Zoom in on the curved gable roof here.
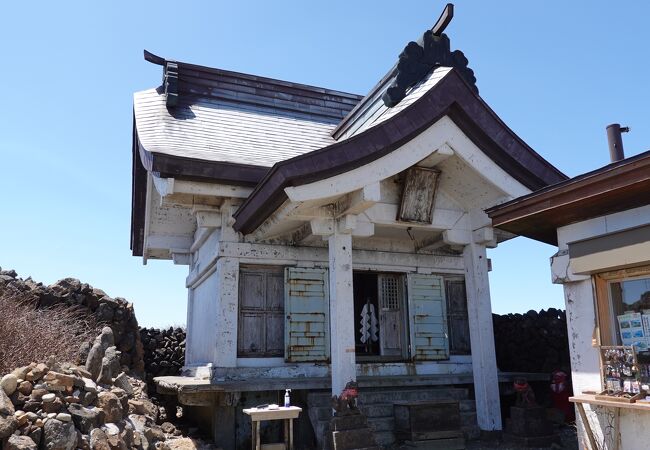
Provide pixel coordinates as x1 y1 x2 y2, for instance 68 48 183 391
232 68 567 234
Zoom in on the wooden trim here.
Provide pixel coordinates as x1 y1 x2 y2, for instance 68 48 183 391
487 150 650 245
594 274 614 347
593 264 650 353
571 394 650 412
596 265 650 282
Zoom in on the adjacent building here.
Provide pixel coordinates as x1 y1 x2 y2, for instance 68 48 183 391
488 142 650 449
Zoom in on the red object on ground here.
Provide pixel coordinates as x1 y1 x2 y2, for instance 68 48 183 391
550 370 574 422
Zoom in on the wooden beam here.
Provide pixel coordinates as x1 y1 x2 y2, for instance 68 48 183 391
146 234 193 252
351 221 375 238
415 235 445 252
171 252 191 266
289 223 313 245
172 179 253 199
282 138 455 203
442 229 471 246
333 183 381 217
365 203 467 231
311 218 335 236
194 208 222 229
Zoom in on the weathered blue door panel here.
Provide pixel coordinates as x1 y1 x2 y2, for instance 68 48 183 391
285 267 330 362
407 273 449 360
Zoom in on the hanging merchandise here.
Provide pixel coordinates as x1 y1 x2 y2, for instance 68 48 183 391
360 301 379 344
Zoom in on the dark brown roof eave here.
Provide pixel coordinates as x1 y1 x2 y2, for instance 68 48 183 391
486 149 650 246
233 69 567 235
129 139 270 257
130 119 146 257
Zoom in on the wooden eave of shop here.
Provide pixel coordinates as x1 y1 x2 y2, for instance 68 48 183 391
486 150 650 246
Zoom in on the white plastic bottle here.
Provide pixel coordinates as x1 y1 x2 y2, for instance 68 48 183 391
284 388 291 407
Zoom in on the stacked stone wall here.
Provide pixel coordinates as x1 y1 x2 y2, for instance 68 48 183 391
0 268 144 374
493 308 570 374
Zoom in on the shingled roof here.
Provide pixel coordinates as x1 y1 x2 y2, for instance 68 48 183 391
232 67 567 234
133 53 363 169
131 27 567 253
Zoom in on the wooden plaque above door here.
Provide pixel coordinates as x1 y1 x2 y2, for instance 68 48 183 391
398 167 441 224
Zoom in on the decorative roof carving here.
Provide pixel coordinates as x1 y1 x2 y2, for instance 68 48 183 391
382 4 477 107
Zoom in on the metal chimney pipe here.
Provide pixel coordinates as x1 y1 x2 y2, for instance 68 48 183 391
606 123 629 162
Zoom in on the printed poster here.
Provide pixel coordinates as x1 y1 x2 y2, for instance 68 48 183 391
618 312 645 347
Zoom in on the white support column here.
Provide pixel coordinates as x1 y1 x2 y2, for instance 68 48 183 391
463 240 502 431
214 257 239 367
561 279 602 449
328 220 356 396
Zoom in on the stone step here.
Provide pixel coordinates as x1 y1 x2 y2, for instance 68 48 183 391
359 403 394 418
358 388 468 405
311 406 333 421
308 387 468 406
460 411 477 427
306 387 474 449
459 399 475 413
331 427 377 450
374 430 396 447
367 416 394 432
461 424 481 441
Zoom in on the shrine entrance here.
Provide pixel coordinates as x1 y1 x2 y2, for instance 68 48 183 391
353 271 409 361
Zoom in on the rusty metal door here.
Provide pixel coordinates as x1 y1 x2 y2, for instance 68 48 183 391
407 274 449 360
378 274 404 357
284 267 330 362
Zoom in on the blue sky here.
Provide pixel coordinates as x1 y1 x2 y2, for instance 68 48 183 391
1 1 648 327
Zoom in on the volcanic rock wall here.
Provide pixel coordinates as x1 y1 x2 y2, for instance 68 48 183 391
493 308 570 374
139 328 186 385
0 269 145 374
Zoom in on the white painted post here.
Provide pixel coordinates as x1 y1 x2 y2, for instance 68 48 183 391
184 287 194 365
561 279 602 449
463 241 502 431
328 225 356 396
214 257 239 367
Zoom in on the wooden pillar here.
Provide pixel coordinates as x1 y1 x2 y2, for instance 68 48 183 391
328 224 356 396
463 241 502 431
214 257 239 367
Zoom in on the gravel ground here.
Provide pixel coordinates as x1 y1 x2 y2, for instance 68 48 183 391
466 425 578 450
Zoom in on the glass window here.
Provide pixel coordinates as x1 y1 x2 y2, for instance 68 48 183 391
609 276 650 348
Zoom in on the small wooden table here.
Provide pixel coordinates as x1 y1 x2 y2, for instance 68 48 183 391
243 406 302 450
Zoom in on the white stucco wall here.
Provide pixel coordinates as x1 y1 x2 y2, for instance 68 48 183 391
185 228 220 366
186 221 475 376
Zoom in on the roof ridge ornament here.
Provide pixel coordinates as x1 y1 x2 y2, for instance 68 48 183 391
144 50 179 108
382 3 478 108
